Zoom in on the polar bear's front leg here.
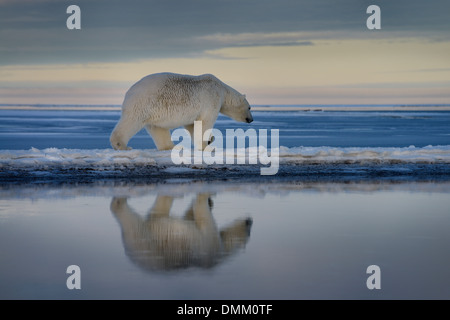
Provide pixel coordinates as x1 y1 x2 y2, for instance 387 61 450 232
191 193 217 231
184 123 195 140
199 117 218 150
145 124 174 150
185 123 215 145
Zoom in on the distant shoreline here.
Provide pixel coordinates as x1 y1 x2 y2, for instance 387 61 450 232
1 104 450 111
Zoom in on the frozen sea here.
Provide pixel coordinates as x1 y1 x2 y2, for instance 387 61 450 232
1 104 450 300
2 105 450 150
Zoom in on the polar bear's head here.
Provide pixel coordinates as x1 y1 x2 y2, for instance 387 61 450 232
221 93 253 124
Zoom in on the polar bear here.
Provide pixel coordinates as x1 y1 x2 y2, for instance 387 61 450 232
110 193 252 271
110 72 253 151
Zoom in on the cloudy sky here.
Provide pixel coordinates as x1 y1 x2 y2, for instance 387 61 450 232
0 0 449 105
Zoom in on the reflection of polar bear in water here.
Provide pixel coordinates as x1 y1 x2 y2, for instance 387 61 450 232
110 72 253 151
110 193 252 271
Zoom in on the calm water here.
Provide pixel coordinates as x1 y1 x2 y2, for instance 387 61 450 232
1 181 449 299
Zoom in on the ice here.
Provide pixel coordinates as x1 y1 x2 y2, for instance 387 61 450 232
278 145 450 164
0 148 159 168
1 145 450 170
2 180 450 201
1 105 450 181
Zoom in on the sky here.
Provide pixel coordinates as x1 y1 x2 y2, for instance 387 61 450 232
0 0 449 105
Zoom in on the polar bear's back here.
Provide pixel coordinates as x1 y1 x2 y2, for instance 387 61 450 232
121 73 225 127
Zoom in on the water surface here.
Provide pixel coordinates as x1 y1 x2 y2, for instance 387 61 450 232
1 181 449 299
1 109 450 149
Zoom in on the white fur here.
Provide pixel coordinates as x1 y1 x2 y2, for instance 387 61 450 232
110 194 252 271
110 72 253 150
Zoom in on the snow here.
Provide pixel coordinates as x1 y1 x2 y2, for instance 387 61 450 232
1 106 450 181
1 145 450 170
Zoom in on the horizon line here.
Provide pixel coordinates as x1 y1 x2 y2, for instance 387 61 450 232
1 104 450 112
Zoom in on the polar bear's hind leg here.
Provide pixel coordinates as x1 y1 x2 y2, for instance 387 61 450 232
110 114 146 150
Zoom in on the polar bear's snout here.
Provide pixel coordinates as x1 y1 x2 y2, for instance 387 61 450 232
245 109 253 123
243 98 253 123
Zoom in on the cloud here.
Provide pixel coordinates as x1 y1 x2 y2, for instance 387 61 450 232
1 0 449 66
244 85 450 105
196 32 314 48
403 68 450 73
1 0 450 105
